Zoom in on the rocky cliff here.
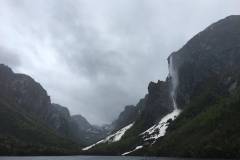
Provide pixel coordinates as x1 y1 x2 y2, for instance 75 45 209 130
144 79 174 127
169 15 240 109
147 16 240 158
112 94 148 132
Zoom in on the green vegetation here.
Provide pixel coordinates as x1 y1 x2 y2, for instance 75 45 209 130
149 87 240 158
0 98 82 156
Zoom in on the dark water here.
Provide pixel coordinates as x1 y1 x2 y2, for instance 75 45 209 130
0 156 223 160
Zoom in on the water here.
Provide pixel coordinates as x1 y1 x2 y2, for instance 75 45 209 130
0 156 221 160
169 55 179 110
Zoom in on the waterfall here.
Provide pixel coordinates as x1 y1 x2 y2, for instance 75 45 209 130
169 55 179 109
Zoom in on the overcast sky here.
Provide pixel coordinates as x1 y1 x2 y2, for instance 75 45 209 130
0 0 240 124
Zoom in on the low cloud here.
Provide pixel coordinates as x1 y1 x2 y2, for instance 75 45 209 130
0 47 21 69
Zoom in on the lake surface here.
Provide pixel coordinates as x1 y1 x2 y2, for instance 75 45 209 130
0 156 222 160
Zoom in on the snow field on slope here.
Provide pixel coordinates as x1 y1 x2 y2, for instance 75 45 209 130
140 109 181 141
122 109 181 155
82 122 134 150
122 146 143 155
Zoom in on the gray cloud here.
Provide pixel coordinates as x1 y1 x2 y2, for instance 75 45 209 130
0 0 240 124
0 47 21 68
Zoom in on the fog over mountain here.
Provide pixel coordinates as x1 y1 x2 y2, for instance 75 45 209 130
0 0 240 124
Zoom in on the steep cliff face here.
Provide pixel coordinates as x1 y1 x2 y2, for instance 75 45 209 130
52 103 80 138
52 103 71 121
169 15 240 109
144 79 174 126
0 64 70 136
142 15 240 158
112 94 148 132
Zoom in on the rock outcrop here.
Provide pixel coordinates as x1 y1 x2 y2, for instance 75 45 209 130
144 79 174 127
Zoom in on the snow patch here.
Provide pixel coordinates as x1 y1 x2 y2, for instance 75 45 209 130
82 122 134 150
140 109 181 141
122 146 143 155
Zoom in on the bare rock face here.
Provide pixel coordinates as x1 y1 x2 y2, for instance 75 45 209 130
52 103 71 121
112 94 148 133
169 15 240 109
71 115 91 131
143 79 174 127
0 64 70 137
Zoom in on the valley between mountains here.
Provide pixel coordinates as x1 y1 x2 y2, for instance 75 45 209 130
1 15 240 158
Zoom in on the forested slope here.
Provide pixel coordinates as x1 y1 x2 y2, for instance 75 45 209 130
0 97 83 156
150 83 240 158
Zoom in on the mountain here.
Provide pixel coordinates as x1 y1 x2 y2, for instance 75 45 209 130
0 64 115 146
83 15 240 158
0 64 81 140
83 76 176 156
172 15 240 109
149 15 240 158
70 114 114 145
0 64 84 155
52 103 115 145
2 15 240 158
0 98 83 156
0 66 83 155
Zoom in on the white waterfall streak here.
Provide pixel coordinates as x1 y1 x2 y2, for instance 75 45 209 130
169 55 179 109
